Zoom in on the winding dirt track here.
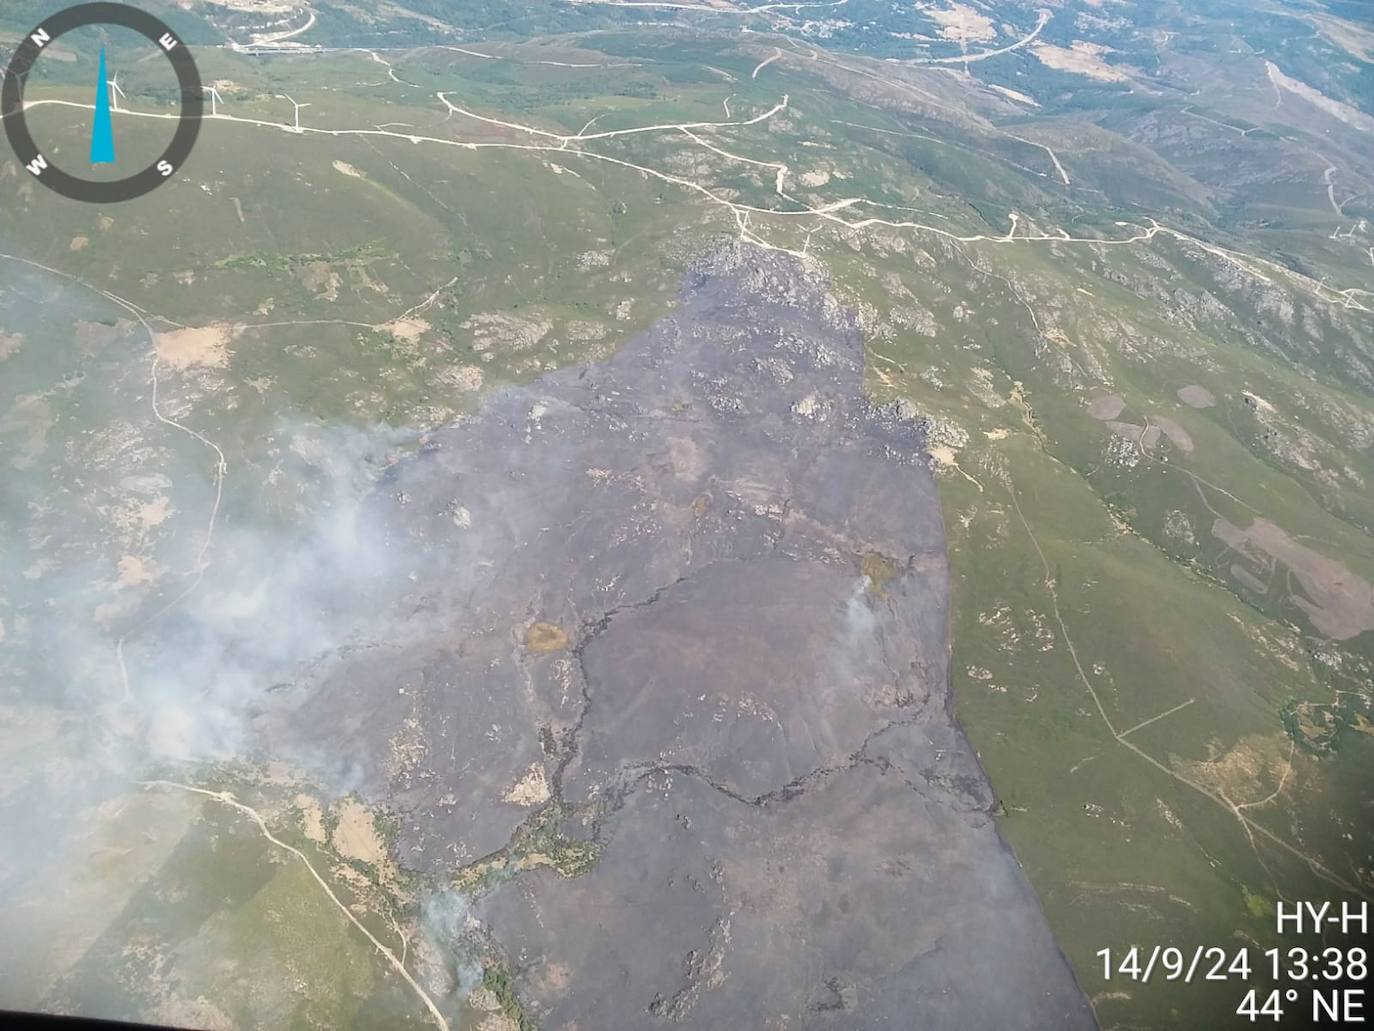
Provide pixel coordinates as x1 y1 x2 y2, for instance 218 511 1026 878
1006 485 1366 900
14 94 1370 312
137 780 449 1030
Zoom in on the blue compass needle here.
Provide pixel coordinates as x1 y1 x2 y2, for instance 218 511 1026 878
90 46 115 165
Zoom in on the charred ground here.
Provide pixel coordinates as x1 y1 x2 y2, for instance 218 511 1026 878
258 245 1092 1028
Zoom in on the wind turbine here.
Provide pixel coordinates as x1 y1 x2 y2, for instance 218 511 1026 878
107 71 126 112
203 84 223 116
1 68 29 118
276 93 310 132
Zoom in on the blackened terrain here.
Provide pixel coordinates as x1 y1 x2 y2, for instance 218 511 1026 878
265 245 1093 1029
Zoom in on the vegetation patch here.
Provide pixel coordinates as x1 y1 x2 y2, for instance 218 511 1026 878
860 551 900 598
482 962 537 1031
524 621 570 652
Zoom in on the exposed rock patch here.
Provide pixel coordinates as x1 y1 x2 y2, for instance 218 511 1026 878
0 330 21 362
153 324 234 370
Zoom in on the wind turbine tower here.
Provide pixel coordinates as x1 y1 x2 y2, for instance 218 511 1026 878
276 93 310 132
107 71 126 112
